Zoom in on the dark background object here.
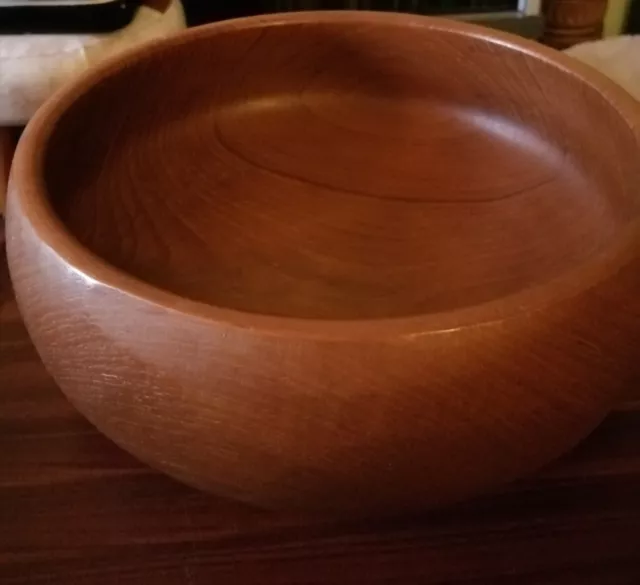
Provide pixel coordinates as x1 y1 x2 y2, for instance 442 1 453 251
179 0 541 41
181 0 518 26
0 0 139 34
181 1 261 24
540 0 609 49
627 0 640 33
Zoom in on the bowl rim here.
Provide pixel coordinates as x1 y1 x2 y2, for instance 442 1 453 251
9 10 640 341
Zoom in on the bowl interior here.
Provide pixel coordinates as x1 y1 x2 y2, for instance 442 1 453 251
42 14 638 319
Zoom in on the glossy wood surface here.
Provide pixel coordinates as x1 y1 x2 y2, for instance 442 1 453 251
6 13 640 513
38 14 635 320
2 258 640 583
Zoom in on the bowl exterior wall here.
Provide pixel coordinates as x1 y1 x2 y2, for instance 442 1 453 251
7 185 640 513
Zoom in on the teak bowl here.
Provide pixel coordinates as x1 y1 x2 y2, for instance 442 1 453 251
6 12 640 514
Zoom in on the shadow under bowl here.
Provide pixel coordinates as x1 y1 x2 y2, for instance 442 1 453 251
6 11 640 514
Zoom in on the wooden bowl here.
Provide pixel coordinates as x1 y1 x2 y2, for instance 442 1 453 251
6 12 640 514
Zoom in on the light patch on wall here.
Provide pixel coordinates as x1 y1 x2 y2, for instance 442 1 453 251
605 0 631 36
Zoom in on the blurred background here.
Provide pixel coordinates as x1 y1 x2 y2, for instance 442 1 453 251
181 0 637 36
183 1 527 24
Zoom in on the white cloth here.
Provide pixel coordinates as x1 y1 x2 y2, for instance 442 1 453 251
565 35 640 101
0 0 185 125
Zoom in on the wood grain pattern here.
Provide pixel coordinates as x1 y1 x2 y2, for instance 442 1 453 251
6 12 640 514
2 258 640 583
541 0 609 49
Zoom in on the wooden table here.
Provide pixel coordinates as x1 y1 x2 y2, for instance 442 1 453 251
1 256 640 584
